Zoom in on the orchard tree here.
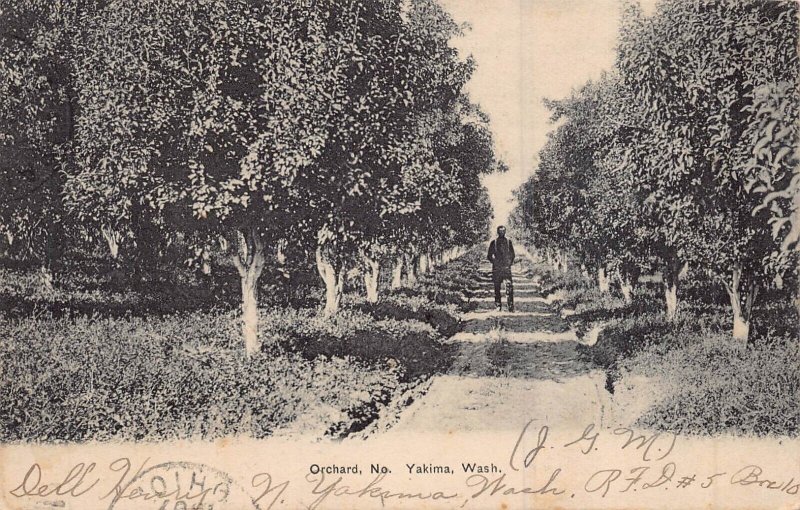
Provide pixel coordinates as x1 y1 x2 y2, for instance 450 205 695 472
62 0 498 352
302 0 494 313
426 101 498 256
512 76 652 301
65 0 354 354
296 0 437 314
744 82 800 316
612 1 700 320
616 0 797 338
177 0 354 336
513 0 798 333
544 79 622 292
511 92 598 278
0 1 80 278
63 0 185 264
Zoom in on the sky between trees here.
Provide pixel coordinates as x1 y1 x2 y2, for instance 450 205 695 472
441 0 659 228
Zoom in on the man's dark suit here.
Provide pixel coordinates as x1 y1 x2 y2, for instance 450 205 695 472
488 236 515 311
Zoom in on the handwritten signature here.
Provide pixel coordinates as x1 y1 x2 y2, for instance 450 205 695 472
5 422 798 509
9 457 282 509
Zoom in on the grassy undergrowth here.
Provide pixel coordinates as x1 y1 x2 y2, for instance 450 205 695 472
0 250 481 442
529 262 799 437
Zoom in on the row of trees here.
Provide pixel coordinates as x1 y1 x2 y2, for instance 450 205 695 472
511 0 798 341
0 0 498 354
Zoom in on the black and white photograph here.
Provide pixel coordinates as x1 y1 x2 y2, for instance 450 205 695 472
0 0 798 509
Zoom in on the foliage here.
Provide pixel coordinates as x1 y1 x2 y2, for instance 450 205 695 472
744 82 800 253
0 1 77 265
522 256 799 436
0 242 480 441
348 293 461 336
0 0 500 354
619 334 800 436
578 310 725 371
0 312 403 441
616 0 796 305
511 0 799 337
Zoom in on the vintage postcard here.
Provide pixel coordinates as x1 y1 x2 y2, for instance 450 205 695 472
0 0 798 509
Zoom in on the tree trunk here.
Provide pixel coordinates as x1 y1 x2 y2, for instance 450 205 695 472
39 265 54 293
558 251 569 272
241 271 259 352
276 238 287 265
405 253 417 286
418 253 429 275
795 276 800 323
363 255 380 303
101 225 120 260
317 246 344 316
665 283 678 320
232 229 265 357
597 266 610 293
618 263 642 304
448 247 459 262
618 266 638 305
663 255 680 321
732 312 749 340
275 238 291 304
199 248 212 276
722 265 758 343
620 276 633 304
678 261 689 280
391 256 403 289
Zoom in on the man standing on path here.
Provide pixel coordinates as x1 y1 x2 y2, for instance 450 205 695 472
488 225 515 312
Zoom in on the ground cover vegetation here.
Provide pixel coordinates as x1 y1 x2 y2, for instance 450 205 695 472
0 0 498 441
511 0 799 436
0 246 485 442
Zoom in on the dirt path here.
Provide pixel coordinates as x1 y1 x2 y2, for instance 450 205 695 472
385 255 613 434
